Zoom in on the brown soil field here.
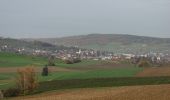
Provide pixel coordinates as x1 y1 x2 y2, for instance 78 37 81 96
9 84 170 100
136 67 170 77
0 66 75 73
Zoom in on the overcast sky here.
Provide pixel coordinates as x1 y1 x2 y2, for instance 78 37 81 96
0 0 170 38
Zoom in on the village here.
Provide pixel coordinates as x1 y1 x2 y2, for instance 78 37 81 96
1 44 170 66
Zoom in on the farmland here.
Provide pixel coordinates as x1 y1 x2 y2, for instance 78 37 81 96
36 76 170 93
0 52 47 67
38 67 142 81
137 67 170 77
1 0 170 99
0 66 142 89
1 52 170 99
9 84 170 100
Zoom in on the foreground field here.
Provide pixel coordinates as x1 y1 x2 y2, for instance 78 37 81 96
0 67 142 90
10 84 170 100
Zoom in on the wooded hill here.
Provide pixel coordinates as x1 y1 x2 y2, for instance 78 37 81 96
0 37 78 52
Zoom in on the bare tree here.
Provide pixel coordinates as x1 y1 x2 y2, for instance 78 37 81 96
16 67 38 95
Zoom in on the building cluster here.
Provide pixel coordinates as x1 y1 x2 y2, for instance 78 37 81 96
1 44 170 64
0 44 51 56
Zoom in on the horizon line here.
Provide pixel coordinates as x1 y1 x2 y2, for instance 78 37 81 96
0 33 170 39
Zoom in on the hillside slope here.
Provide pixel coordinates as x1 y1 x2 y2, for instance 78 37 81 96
35 34 170 53
0 37 78 52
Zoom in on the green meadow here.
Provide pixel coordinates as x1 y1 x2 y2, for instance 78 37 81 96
0 67 142 89
37 76 170 93
0 52 47 67
38 67 142 81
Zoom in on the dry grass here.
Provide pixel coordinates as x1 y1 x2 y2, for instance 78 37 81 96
137 67 170 77
9 84 170 100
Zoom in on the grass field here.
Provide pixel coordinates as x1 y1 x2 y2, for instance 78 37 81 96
1 52 170 100
0 52 47 67
0 67 142 89
38 67 142 81
36 76 170 93
0 73 16 80
0 52 142 90
0 73 16 90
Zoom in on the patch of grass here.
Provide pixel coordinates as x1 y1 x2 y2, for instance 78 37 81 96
36 76 170 93
0 52 47 67
38 67 142 81
0 73 16 90
0 82 15 90
0 73 16 80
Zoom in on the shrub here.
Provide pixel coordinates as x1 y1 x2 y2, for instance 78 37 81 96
138 59 151 67
48 56 55 66
2 88 20 97
65 59 73 64
64 58 81 64
73 58 81 63
42 65 48 76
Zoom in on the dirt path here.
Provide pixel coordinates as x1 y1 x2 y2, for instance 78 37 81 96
136 67 170 77
10 84 170 100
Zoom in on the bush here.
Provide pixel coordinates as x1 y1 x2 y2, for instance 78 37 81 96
138 59 151 67
48 56 55 66
73 58 81 63
65 59 73 64
42 65 48 76
64 58 81 64
2 88 20 97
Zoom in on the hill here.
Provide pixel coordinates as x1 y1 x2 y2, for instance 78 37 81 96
33 34 170 53
0 37 79 53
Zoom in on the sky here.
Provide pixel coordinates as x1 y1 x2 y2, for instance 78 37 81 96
0 0 170 38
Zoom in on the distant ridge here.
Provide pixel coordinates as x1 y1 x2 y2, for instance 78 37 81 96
27 34 170 53
0 37 77 52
